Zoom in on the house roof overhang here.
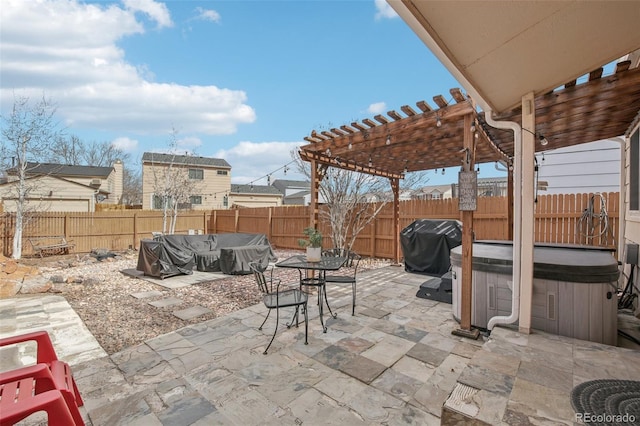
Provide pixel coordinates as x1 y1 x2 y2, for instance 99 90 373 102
387 0 640 114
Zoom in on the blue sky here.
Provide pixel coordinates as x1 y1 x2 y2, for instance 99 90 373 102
1 0 506 186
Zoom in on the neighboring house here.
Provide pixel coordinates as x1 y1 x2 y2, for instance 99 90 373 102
451 177 509 198
229 184 283 208
141 153 231 211
271 179 311 205
536 139 621 194
414 184 454 200
0 161 123 212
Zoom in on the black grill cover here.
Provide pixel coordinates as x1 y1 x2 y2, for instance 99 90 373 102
401 219 462 275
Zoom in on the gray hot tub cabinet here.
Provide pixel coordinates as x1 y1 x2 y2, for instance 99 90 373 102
450 242 619 345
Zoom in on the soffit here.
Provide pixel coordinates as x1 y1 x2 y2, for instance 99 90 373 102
390 0 640 113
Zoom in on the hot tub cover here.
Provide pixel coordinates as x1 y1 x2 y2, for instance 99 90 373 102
401 219 462 275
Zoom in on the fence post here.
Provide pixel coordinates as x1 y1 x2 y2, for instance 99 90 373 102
133 212 138 250
203 212 207 234
235 209 239 232
268 207 273 240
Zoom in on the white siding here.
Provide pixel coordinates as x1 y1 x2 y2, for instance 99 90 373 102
537 139 621 194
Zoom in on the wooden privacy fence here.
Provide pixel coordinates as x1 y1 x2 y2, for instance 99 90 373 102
0 192 619 259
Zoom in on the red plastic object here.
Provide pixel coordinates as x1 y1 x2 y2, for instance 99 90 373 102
0 363 79 425
0 331 84 424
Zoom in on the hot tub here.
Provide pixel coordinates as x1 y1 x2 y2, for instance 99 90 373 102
450 241 619 345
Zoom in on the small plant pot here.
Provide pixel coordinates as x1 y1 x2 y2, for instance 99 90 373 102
306 246 322 262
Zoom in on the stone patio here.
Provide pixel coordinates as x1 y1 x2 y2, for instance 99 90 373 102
2 266 640 425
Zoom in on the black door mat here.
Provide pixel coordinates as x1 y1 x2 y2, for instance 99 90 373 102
571 379 640 425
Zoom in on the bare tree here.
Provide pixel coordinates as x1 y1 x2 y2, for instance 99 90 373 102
48 134 132 168
47 135 138 205
122 166 142 206
149 129 202 233
47 134 84 165
0 94 62 258
293 149 429 251
82 140 131 167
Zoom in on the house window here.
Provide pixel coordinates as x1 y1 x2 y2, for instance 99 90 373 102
223 195 228 207
152 195 174 210
631 127 640 211
189 168 204 180
190 195 202 205
217 170 228 176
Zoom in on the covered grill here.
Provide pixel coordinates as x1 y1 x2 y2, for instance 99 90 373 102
400 219 462 276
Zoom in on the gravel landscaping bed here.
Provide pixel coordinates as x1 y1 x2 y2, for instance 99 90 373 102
30 249 391 355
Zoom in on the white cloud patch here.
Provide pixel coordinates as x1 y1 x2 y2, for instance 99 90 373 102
195 7 221 23
367 102 386 114
177 136 202 149
123 0 173 28
374 0 398 20
0 0 255 136
112 136 138 152
215 141 305 184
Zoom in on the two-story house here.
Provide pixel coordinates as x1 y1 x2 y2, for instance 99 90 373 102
141 152 231 210
0 160 124 212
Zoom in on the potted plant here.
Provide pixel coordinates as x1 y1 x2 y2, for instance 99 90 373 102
298 227 322 262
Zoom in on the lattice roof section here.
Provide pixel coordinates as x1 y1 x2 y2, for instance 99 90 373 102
300 88 507 179
299 61 640 179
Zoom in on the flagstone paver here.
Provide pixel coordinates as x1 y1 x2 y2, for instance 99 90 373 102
172 306 212 320
4 266 640 425
130 290 163 299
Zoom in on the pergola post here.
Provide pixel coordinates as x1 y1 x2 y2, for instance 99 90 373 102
309 159 326 230
309 158 319 228
453 113 480 339
390 177 401 264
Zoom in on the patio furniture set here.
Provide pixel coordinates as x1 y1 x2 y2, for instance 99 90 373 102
250 249 361 354
137 232 277 279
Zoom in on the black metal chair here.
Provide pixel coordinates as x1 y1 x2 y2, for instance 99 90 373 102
249 262 308 354
322 249 361 315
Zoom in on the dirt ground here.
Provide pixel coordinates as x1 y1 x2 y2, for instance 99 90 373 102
22 249 390 355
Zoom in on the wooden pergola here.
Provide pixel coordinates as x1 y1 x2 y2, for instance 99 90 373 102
299 61 640 251
298 61 640 336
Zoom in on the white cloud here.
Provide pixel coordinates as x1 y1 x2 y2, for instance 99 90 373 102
177 136 202 149
215 141 305 184
367 102 387 114
0 0 255 136
195 7 221 23
374 0 398 20
112 136 138 152
123 0 173 28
